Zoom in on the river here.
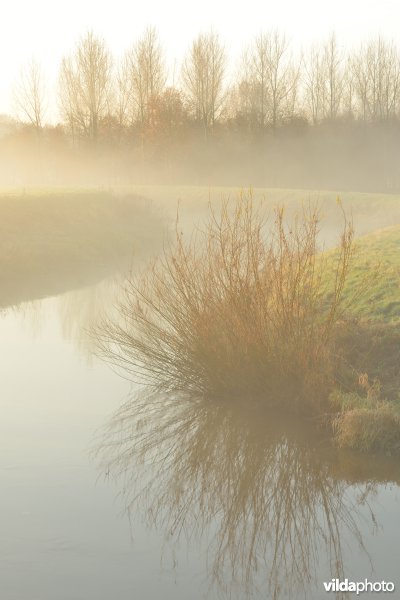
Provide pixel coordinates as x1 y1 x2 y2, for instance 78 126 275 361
1 277 399 599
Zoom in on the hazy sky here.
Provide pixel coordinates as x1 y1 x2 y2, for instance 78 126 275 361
1 0 399 121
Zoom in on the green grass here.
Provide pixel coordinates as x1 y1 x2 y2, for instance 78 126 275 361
342 226 400 321
319 224 400 323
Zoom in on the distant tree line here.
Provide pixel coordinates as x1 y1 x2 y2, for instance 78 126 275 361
11 29 400 138
2 28 400 190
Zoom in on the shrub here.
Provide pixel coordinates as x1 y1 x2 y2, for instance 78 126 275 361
97 191 354 413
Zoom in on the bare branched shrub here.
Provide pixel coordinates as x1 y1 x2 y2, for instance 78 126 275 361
97 191 353 412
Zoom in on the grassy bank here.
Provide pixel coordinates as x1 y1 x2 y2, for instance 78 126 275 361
327 225 400 454
341 225 400 321
0 189 166 307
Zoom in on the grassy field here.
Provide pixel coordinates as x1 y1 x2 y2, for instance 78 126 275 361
8 183 399 232
0 184 399 305
127 185 400 243
0 184 399 308
0 189 166 307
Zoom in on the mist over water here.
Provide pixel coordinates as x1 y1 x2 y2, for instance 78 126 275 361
1 280 399 599
1 17 400 600
1 122 400 194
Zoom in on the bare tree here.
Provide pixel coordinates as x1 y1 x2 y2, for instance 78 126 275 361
352 38 400 121
303 46 325 123
59 56 82 142
242 31 299 129
115 54 132 129
267 32 300 127
224 78 258 130
322 34 344 119
182 31 226 137
59 31 113 141
302 34 345 122
241 37 270 128
124 27 166 128
341 56 356 118
14 60 46 129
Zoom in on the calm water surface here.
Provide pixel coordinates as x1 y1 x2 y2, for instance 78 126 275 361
1 279 400 599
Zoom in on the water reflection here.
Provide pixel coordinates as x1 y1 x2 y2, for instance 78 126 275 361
96 393 399 599
57 275 123 353
0 275 123 357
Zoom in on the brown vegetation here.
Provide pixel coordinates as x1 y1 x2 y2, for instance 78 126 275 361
329 321 400 454
97 191 354 413
333 399 400 455
95 191 400 455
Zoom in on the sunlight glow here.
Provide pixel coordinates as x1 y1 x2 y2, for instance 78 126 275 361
1 0 399 120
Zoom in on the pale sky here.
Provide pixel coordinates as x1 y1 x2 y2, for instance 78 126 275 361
1 0 399 122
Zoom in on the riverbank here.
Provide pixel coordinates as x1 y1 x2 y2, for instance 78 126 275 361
0 189 166 307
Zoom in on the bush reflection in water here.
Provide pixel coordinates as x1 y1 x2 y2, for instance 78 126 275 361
94 391 395 598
